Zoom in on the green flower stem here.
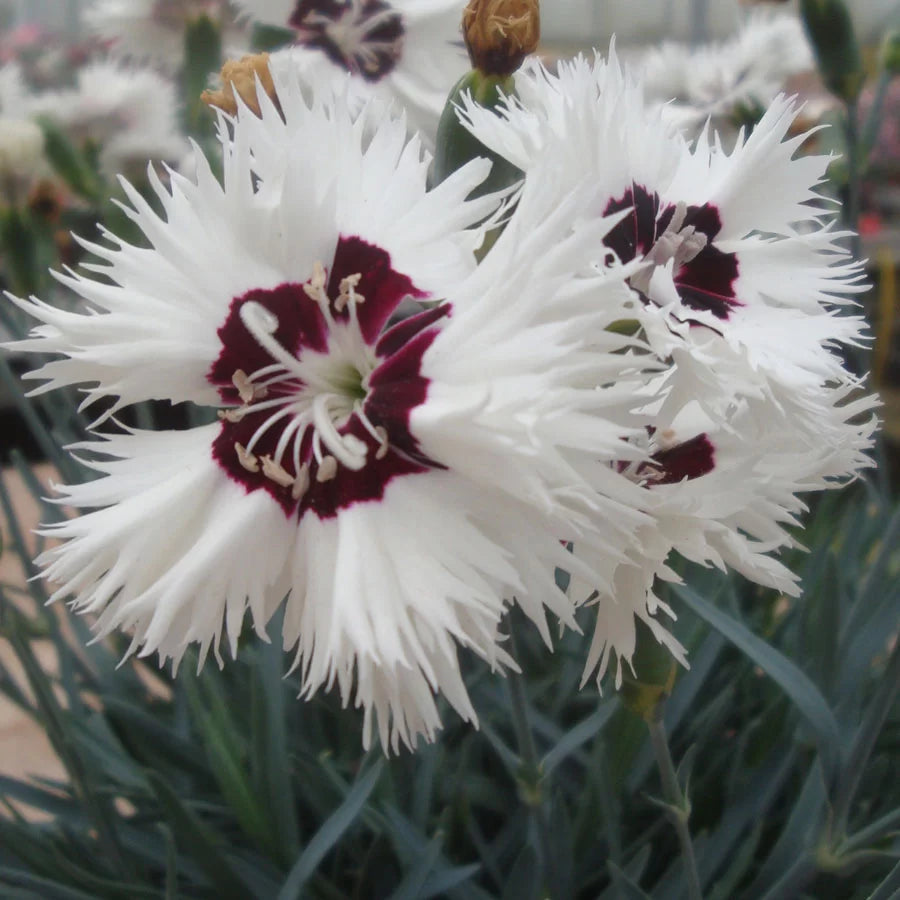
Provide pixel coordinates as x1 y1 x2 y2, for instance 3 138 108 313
646 706 703 900
505 627 560 897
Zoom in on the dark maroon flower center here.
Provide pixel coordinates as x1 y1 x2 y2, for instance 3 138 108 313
619 431 716 486
643 433 715 484
208 235 442 520
603 183 740 321
289 0 405 82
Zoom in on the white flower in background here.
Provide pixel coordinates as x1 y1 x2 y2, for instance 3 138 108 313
21 61 188 179
0 63 28 116
634 11 814 134
459 51 877 684
234 0 468 143
84 0 249 73
10 73 650 752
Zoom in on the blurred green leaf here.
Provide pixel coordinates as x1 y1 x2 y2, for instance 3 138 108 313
182 15 221 142
607 860 653 899
185 665 278 859
277 760 384 900
385 833 442 900
542 702 616 775
0 868 100 900
674 584 842 783
867 859 900 900
146 770 258 900
251 631 301 865
35 117 103 202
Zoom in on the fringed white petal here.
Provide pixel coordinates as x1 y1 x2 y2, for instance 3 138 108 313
282 472 579 753
38 425 294 669
10 68 494 414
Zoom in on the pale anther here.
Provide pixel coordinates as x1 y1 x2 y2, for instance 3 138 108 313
235 442 260 472
292 463 310 500
219 407 247 423
303 260 328 303
336 272 365 312
232 368 268 404
317 455 338 483
261 455 295 488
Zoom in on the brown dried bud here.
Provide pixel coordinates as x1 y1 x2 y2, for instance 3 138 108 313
27 179 65 224
462 0 540 77
201 52 280 119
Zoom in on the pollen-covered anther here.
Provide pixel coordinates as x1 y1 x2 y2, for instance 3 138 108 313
235 442 260 473
303 260 328 304
316 455 339 483
261 455 296 488
218 407 247 423
232 368 268 404
630 201 709 295
335 272 365 312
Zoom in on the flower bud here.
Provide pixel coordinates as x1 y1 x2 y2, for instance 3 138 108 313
879 30 900 76
462 0 540 77
201 53 280 118
0 118 45 191
800 0 864 102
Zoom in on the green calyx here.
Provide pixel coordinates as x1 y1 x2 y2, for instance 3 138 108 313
431 71 523 199
621 619 679 721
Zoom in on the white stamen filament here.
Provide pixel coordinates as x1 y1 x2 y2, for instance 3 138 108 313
312 393 367 470
226 265 395 493
354 400 391 459
244 402 302 456
239 301 309 382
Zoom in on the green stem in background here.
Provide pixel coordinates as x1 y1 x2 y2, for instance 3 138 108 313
506 625 560 898
860 71 892 163
843 98 862 263
647 706 704 900
182 15 222 145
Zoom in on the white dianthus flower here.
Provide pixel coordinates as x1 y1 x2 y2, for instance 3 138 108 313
84 0 249 73
10 70 651 752
21 61 188 179
635 10 814 135
459 50 877 685
234 0 468 143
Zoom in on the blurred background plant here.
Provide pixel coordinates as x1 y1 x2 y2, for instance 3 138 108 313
0 0 898 898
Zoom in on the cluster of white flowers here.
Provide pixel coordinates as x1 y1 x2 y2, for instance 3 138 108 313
7 3 877 751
